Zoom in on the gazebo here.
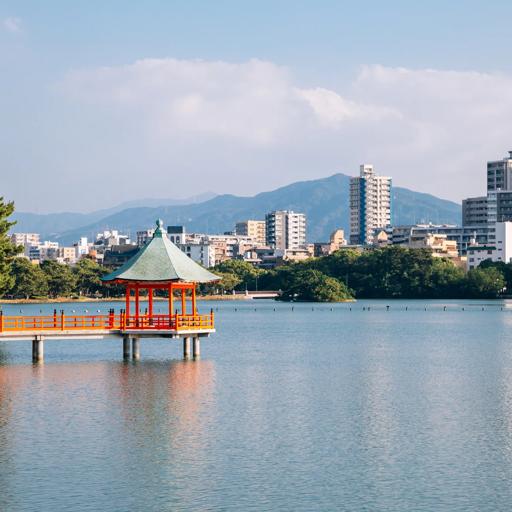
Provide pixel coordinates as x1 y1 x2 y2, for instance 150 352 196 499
102 219 220 358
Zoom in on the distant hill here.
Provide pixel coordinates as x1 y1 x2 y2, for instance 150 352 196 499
11 174 461 244
12 192 217 239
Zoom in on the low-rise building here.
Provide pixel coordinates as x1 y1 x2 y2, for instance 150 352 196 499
136 230 154 247
392 224 494 255
103 245 139 268
11 233 40 247
467 221 512 269
313 229 348 257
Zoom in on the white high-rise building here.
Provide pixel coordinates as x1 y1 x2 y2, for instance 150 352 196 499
265 210 306 250
350 164 392 245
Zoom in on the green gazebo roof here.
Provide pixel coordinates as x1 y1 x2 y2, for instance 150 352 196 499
102 220 220 283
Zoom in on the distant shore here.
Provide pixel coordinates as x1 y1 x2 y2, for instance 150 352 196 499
0 295 253 305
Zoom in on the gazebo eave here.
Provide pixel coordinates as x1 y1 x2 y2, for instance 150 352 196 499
107 279 201 288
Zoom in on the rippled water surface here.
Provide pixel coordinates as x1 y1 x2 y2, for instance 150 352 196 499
1 299 512 511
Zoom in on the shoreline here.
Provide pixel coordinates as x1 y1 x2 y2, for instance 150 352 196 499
0 295 255 305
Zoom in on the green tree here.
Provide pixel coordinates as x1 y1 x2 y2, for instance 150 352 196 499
278 269 353 302
9 258 48 299
464 267 506 298
0 197 22 296
73 258 108 296
479 260 512 294
213 259 263 290
200 271 241 295
40 260 77 298
426 258 465 298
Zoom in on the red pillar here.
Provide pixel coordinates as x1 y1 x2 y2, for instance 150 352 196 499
148 287 154 317
192 286 196 315
181 287 186 315
168 284 173 316
125 286 130 319
135 285 140 326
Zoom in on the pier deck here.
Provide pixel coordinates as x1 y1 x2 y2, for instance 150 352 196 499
0 311 215 360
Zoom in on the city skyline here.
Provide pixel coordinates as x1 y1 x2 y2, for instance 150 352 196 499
2 2 512 212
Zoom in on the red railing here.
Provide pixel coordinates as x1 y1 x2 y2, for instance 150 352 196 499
0 310 214 333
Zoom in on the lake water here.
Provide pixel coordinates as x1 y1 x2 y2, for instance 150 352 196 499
1 299 512 511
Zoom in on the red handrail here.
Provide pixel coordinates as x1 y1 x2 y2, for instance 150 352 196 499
0 312 214 333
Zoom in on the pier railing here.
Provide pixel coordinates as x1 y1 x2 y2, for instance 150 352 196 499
0 310 214 333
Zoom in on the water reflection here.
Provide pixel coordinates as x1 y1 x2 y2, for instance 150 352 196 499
0 359 215 511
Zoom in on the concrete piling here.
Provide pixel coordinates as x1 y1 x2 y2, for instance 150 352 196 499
183 337 191 358
123 336 131 360
32 336 44 363
193 337 200 358
132 337 140 360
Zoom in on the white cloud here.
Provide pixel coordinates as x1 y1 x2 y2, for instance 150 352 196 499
61 58 379 146
48 58 512 208
3 17 21 33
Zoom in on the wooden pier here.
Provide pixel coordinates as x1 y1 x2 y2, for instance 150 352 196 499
0 310 215 362
0 219 220 362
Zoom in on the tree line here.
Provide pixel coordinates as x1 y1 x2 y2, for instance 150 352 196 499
0 197 509 302
209 247 508 301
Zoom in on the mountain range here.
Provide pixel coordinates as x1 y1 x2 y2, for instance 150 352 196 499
11 174 461 244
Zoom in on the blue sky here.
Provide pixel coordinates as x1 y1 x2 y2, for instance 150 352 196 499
2 1 512 212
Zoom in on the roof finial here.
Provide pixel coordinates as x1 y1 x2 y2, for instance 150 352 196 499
154 219 164 237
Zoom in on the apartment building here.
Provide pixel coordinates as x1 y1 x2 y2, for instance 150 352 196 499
235 220 266 245
265 210 306 250
350 164 392 245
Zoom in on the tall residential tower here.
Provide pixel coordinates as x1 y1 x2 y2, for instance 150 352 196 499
349 164 392 245
265 210 306 250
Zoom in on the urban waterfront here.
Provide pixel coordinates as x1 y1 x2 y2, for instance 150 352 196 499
0 300 512 511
